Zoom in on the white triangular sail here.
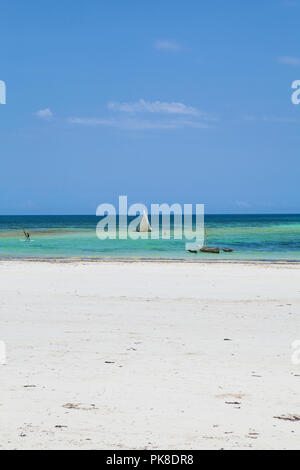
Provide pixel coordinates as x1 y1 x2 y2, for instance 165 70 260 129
138 211 152 232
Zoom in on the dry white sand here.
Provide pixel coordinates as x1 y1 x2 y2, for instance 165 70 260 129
0 260 300 450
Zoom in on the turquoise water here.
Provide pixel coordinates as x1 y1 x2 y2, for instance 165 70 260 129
0 215 300 261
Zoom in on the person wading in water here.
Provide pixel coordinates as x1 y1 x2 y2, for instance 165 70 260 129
23 230 30 241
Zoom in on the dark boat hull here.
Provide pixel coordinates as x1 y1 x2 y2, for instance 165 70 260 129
200 247 220 254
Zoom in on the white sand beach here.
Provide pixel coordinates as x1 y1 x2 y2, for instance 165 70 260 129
0 260 300 450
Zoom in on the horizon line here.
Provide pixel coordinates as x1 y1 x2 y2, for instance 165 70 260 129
1 213 300 217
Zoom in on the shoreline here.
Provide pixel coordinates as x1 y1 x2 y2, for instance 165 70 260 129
1 257 300 265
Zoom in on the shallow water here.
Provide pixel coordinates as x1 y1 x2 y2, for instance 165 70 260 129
0 214 300 261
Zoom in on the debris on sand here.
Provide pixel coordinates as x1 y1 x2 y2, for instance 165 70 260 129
63 403 97 411
63 403 80 410
274 414 300 422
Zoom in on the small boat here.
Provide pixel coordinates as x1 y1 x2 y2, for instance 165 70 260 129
186 229 220 254
200 228 220 253
136 211 152 233
186 243 201 253
200 246 220 253
186 227 233 255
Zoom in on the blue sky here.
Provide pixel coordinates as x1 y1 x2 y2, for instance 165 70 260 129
0 0 300 214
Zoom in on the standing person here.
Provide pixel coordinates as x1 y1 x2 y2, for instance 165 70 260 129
23 230 30 241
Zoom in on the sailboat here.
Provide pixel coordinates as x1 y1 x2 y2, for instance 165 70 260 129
186 226 234 254
186 227 220 253
136 211 152 233
199 228 220 253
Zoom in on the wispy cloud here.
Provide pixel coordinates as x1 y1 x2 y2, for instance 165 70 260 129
15 199 35 210
69 98 217 131
277 56 300 66
108 99 199 116
35 108 53 119
282 1 299 6
235 200 251 208
243 114 298 124
154 40 182 52
68 117 211 130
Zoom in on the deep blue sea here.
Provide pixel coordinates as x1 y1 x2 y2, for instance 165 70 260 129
0 214 300 261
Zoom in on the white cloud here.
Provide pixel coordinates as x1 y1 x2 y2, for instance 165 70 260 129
154 40 182 51
277 56 300 66
68 99 218 131
35 108 53 118
68 117 212 130
108 99 200 116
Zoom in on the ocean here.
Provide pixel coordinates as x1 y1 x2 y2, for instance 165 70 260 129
0 214 300 261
